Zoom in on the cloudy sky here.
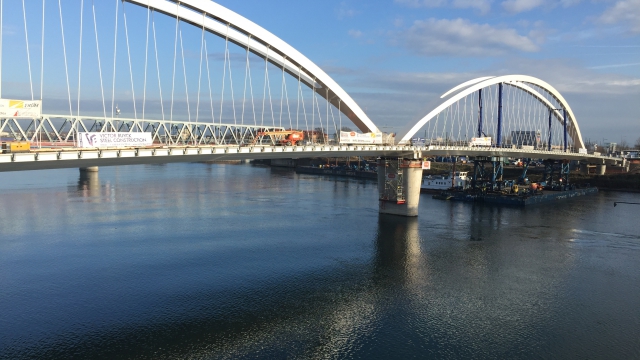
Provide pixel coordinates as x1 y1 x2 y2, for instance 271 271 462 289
215 0 640 144
1 0 638 145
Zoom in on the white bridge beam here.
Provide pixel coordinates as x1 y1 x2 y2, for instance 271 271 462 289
125 0 379 134
399 75 586 150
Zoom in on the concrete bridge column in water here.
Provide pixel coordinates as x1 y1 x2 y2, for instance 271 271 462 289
377 158 423 217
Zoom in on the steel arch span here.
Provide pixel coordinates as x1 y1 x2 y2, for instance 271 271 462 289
399 75 586 151
125 0 378 133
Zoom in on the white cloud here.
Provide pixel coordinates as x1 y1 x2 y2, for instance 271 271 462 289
336 1 359 19
337 59 639 140
395 0 493 14
452 0 493 14
560 0 581 7
598 0 640 33
395 0 447 7
395 18 539 56
588 62 640 70
348 29 363 39
501 0 545 14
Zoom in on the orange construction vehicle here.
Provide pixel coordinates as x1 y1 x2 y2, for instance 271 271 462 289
250 130 305 146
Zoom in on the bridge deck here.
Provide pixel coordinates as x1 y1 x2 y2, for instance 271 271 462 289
0 145 619 172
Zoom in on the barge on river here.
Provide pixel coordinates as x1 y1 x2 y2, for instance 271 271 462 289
435 186 598 206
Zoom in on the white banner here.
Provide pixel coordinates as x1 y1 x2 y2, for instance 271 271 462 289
340 131 382 144
469 137 492 147
422 161 431 170
78 132 153 148
0 99 42 118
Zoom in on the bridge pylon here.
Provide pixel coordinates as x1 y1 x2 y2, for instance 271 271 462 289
377 158 423 217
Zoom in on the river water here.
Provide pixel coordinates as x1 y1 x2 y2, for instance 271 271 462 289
1 163 639 359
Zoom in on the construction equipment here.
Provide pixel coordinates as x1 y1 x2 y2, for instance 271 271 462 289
250 130 305 146
1 141 31 154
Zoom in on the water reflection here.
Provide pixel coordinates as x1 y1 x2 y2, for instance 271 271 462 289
375 215 425 284
77 169 101 198
1 165 639 359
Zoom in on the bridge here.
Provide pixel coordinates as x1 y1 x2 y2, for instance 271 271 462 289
0 0 622 216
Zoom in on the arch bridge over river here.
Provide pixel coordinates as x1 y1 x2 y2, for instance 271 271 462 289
0 0 622 215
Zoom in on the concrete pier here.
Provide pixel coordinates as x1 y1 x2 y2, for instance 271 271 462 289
79 166 99 173
580 163 589 175
378 158 423 217
596 164 606 175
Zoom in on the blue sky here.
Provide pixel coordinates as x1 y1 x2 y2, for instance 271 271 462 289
1 0 638 145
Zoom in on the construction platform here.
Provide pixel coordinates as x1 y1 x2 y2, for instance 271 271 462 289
439 187 598 206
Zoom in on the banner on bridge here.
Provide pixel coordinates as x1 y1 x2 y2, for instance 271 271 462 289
340 131 383 144
0 99 42 118
78 132 153 148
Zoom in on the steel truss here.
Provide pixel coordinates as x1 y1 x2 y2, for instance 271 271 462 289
0 115 285 146
470 156 506 192
379 157 405 204
542 159 571 190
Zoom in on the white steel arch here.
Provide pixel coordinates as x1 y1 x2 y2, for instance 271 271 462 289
399 75 585 150
125 0 379 133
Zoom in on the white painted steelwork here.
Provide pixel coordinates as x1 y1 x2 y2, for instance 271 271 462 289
0 115 285 146
125 0 378 133
0 144 619 172
399 75 585 150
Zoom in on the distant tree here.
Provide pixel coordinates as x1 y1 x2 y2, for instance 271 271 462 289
313 127 327 144
618 140 631 150
340 126 353 132
636 137 640 150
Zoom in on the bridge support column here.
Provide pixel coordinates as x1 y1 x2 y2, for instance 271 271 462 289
79 166 99 173
378 158 423 217
580 162 589 175
596 164 606 175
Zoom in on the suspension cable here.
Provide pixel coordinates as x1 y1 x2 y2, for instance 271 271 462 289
282 58 292 130
151 10 164 120
110 0 118 118
142 2 150 121
170 0 179 121
296 67 301 129
40 0 45 101
261 45 268 127
179 27 190 122
220 23 229 125
76 0 84 115
241 36 248 126
279 58 285 128
122 1 137 119
196 12 205 124
58 0 72 116
245 34 256 126
338 100 342 140
225 30 236 126
203 36 214 124
92 0 106 119
22 0 34 100
37 0 45 146
311 78 315 142
265 48 274 127
325 88 329 144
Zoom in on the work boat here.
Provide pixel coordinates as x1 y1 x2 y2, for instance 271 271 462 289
421 171 468 192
